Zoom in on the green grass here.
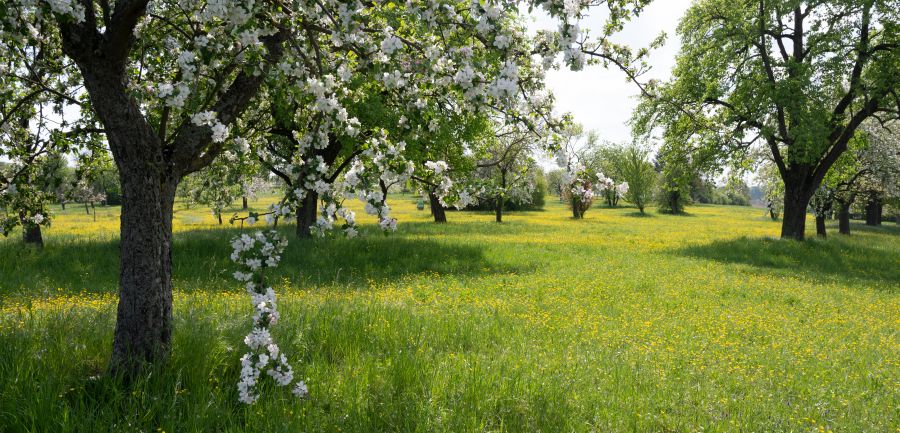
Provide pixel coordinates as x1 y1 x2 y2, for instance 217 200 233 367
1 196 898 432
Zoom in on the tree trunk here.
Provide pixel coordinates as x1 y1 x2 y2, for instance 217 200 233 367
495 195 503 223
429 192 447 223
572 197 580 219
865 198 881 226
815 216 826 238
23 223 43 247
217 212 222 225
110 172 177 373
296 191 318 238
780 184 812 240
61 202 66 210
92 202 97 222
84 202 90 215
242 196 248 210
837 203 851 235
19 211 44 248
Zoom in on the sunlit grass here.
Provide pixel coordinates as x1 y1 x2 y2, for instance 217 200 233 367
1 196 898 432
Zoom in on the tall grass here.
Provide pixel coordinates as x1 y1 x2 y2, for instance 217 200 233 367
1 197 897 432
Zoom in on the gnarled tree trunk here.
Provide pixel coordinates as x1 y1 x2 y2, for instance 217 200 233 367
111 163 178 372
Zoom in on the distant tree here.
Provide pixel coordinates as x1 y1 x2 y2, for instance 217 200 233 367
809 186 833 237
655 147 694 214
71 179 106 222
618 144 655 214
721 177 752 206
188 155 244 225
476 124 542 222
759 162 784 221
546 169 566 199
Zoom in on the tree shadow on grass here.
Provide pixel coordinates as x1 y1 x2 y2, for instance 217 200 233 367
674 234 900 287
2 225 519 298
624 211 654 218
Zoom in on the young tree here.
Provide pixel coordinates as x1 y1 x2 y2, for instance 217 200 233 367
618 144 655 214
188 155 244 225
476 123 542 222
71 178 106 221
634 0 900 239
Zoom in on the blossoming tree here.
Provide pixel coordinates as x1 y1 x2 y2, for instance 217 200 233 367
2 0 656 375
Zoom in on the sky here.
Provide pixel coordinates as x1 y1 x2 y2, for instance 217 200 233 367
525 0 694 144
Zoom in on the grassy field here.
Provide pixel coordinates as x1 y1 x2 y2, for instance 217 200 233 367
1 196 898 432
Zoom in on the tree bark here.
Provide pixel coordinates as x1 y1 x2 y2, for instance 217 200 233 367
19 211 43 248
837 203 851 235
815 216 826 238
242 196 248 210
84 202 90 215
216 212 222 225
110 171 177 373
780 183 813 240
495 195 503 223
429 192 447 223
296 191 318 238
61 202 66 210
865 197 881 226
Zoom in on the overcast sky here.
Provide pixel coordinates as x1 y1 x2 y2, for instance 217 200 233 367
525 0 694 144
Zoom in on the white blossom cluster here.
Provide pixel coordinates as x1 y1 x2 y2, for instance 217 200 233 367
425 160 479 210
191 111 230 143
597 173 628 198
230 230 307 404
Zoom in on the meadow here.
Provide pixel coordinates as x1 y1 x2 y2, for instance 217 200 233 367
1 196 898 432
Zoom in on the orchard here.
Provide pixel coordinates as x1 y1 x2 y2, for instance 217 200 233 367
1 1 898 431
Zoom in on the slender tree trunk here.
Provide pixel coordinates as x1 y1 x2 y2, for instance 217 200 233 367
815 216 826 238
572 197 580 219
242 196 248 210
495 195 503 223
61 201 66 210
84 202 90 215
217 212 222 225
429 192 447 223
296 191 318 238
92 202 97 222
